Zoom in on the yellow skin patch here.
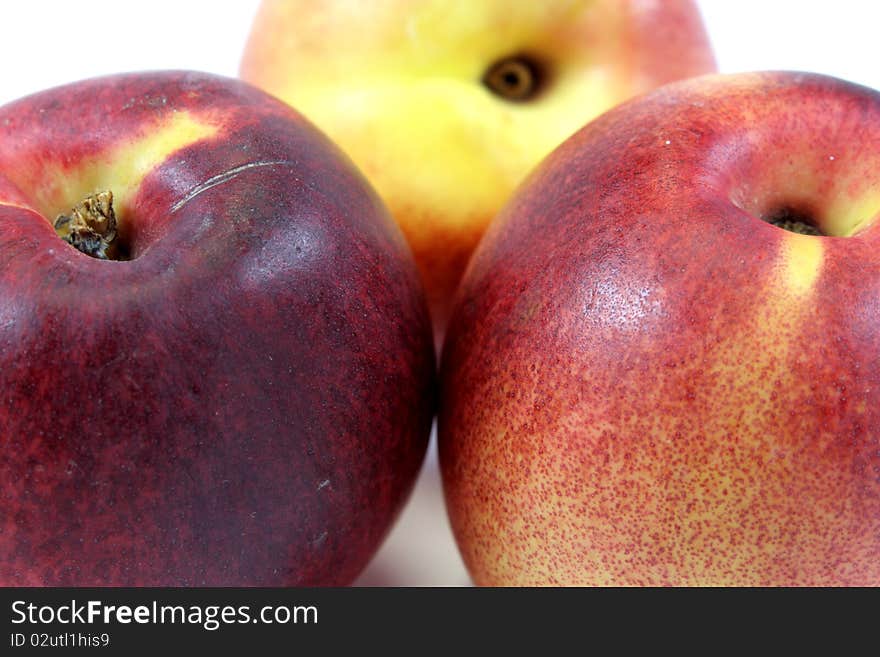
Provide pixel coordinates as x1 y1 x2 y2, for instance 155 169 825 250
2 111 217 225
241 0 715 328
781 234 824 296
827 193 880 236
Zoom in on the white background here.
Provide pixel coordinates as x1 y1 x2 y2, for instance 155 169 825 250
1 1 879 104
2 1 878 585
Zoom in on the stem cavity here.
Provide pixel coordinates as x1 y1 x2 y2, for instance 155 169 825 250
54 190 121 260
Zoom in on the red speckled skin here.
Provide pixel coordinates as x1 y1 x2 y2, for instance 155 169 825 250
0 72 435 586
440 72 880 586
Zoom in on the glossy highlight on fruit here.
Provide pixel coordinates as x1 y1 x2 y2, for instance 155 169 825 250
0 71 435 586
440 72 880 586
